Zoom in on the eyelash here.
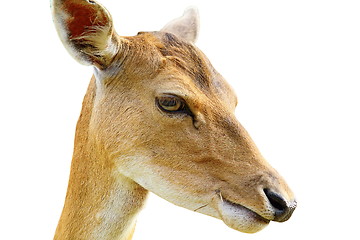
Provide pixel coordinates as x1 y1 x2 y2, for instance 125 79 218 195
156 95 193 116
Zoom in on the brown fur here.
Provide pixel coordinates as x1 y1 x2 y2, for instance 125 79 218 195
51 1 296 239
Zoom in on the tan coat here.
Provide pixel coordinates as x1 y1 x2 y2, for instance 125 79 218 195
51 0 296 239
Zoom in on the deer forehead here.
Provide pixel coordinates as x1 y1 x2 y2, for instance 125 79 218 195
99 31 237 111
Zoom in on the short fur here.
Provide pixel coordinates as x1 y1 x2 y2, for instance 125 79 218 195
51 1 296 239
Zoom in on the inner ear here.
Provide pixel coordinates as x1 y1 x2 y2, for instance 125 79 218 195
65 0 111 39
52 0 120 68
161 7 200 43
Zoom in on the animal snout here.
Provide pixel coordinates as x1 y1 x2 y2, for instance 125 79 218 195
264 188 297 222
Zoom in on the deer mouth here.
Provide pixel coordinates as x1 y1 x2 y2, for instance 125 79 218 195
216 194 270 233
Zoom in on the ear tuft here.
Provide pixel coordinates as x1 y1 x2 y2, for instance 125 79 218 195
51 0 119 69
161 7 200 43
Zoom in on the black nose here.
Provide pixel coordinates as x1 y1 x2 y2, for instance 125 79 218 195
264 188 297 222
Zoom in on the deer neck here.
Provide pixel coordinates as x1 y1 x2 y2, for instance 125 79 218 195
54 77 148 240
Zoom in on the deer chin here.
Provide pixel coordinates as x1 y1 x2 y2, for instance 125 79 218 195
216 197 270 234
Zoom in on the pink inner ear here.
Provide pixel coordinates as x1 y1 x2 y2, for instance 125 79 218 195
64 1 108 38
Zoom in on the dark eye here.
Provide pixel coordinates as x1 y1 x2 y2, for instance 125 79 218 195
156 95 187 113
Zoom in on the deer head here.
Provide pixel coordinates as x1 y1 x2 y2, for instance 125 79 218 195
52 0 296 238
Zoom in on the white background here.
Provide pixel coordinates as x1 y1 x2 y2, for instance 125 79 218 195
1 0 359 239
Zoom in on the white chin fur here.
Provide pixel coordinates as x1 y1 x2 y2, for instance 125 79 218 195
217 198 269 233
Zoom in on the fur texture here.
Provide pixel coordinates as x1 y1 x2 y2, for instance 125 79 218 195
51 1 296 239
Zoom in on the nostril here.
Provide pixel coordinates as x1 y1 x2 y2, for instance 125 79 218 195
264 188 295 222
264 188 287 212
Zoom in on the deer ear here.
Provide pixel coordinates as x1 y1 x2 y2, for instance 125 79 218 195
51 0 119 69
161 7 200 43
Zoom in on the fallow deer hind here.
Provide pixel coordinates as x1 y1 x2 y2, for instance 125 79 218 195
51 0 296 239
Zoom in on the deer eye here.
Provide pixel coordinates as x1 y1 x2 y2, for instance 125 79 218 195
156 95 187 113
